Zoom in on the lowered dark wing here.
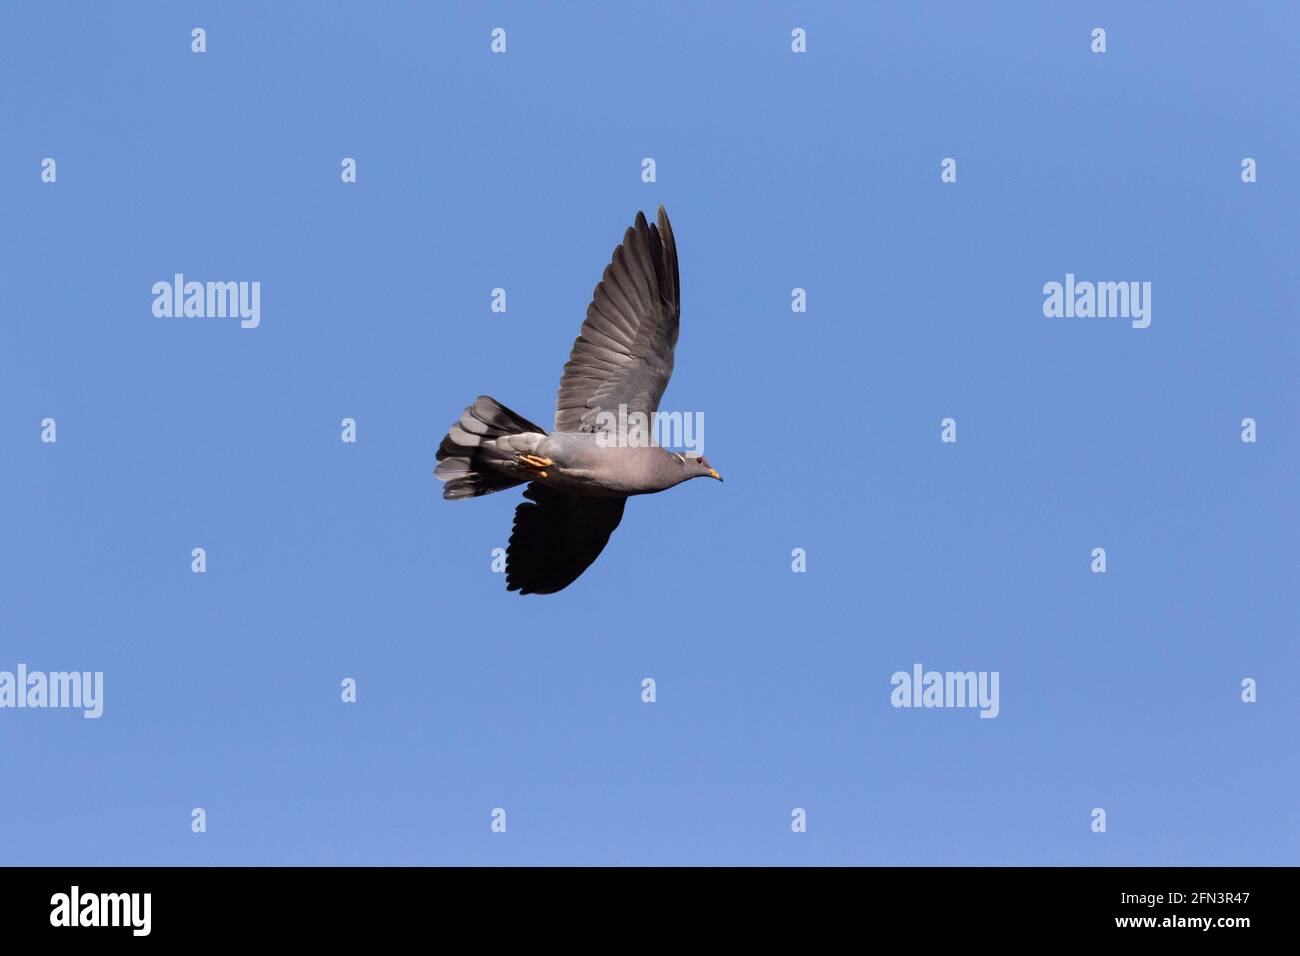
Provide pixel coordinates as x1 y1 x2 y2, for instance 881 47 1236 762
554 206 680 434
506 483 628 594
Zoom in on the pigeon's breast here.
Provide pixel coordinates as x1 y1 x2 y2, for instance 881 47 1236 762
540 434 681 497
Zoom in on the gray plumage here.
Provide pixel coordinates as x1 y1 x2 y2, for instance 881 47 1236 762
435 207 722 594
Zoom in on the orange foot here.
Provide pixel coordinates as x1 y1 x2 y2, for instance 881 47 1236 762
517 454 554 479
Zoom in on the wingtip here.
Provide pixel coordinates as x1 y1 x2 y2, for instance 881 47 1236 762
635 206 672 238
656 205 673 238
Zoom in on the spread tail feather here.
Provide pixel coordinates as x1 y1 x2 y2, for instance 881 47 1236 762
435 396 547 500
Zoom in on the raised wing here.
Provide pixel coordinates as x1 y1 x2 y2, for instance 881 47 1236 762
554 206 680 434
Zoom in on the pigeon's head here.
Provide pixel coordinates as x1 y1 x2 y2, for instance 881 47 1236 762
676 452 723 483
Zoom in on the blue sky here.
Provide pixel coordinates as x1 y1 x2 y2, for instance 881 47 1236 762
1 1 1295 865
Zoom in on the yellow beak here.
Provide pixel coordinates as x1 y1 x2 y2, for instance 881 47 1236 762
709 469 723 482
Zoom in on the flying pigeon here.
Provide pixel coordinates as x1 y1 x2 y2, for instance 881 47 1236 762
436 206 722 594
